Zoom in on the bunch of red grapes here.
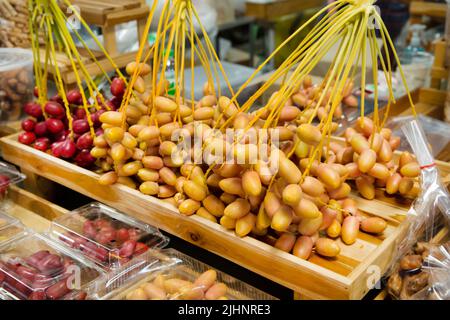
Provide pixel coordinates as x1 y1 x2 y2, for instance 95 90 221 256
0 251 89 300
18 78 126 168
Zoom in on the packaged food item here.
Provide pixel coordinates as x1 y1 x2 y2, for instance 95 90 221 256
421 241 450 300
49 202 169 270
94 249 275 300
0 233 102 300
0 161 26 202
0 211 26 245
0 48 33 122
387 238 446 299
386 120 450 300
385 115 450 159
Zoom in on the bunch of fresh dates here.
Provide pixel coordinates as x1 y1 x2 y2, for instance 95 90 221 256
18 78 125 168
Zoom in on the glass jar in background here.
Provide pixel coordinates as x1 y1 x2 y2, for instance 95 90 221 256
0 48 34 123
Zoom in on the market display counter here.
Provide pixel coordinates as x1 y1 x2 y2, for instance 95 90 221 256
2 132 449 300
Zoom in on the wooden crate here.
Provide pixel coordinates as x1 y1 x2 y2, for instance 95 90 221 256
5 184 66 232
410 1 447 24
430 39 449 90
1 134 450 299
43 0 150 89
245 0 323 21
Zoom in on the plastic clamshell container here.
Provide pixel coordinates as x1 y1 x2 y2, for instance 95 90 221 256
49 202 169 270
0 287 19 300
0 233 102 300
0 211 26 245
0 162 26 201
97 249 276 300
0 48 34 123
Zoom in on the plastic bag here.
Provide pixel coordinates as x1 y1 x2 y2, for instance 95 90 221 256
385 115 450 159
385 120 450 300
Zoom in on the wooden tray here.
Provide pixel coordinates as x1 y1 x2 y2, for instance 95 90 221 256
2 134 450 299
4 184 66 232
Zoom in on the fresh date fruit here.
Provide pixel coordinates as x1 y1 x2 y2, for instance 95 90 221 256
67 90 82 105
24 102 43 118
26 250 51 268
45 118 64 134
133 242 149 255
73 119 90 134
28 290 47 300
110 78 125 97
44 101 65 118
119 240 137 258
21 119 36 132
116 228 129 242
34 121 48 136
74 149 96 168
45 278 70 300
59 139 77 159
18 132 36 145
34 137 50 152
36 254 63 275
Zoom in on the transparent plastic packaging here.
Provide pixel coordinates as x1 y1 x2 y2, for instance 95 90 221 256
0 288 18 300
49 202 169 270
94 249 276 300
0 233 102 300
385 115 450 159
421 242 450 300
386 120 450 300
0 211 27 245
0 48 33 122
0 161 26 202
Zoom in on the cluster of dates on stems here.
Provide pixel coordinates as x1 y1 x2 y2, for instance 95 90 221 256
18 78 126 168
